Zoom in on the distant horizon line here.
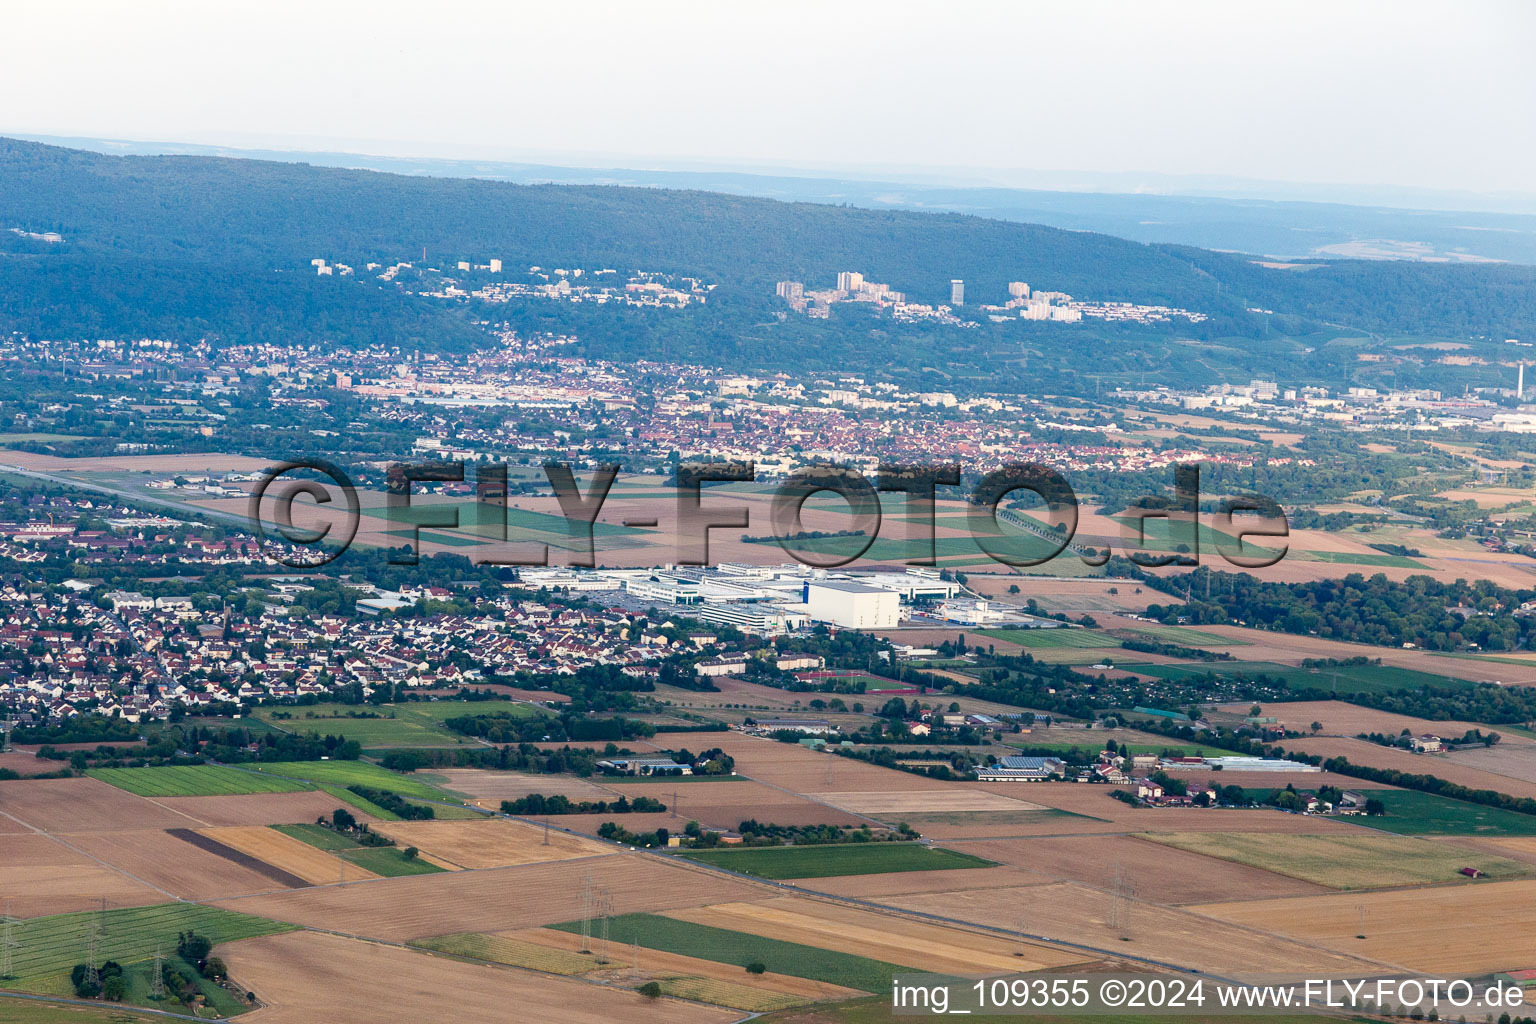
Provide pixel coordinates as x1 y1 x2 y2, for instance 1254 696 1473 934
10 130 1536 219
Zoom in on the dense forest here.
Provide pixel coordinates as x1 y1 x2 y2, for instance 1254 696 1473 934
1136 565 1535 651
5 137 1536 377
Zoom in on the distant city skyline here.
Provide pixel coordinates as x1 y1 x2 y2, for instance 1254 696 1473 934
3 0 1534 199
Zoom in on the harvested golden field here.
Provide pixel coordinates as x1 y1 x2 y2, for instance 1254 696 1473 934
1163 626 1521 684
154 790 370 826
818 790 1045 815
1442 744 1536 788
421 768 616 808
799 864 1050 899
1142 832 1529 889
1212 699 1528 742
0 450 271 473
0 777 204 832
665 895 1087 975
1286 737 1536 800
964 575 1160 614
940 835 1328 902
201 826 377 884
0 833 163 917
509 927 864 1006
597 778 865 829
1193 879 1536 974
891 881 1387 976
65 828 284 900
703 733 949 794
219 929 737 1024
211 853 766 941
371 817 610 869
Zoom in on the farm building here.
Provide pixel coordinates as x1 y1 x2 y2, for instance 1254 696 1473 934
596 756 693 776
976 755 1065 782
754 717 834 736
1205 756 1321 773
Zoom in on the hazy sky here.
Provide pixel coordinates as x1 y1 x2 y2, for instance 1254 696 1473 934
5 0 1534 194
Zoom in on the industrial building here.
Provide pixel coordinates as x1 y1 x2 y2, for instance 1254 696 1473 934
801 580 900 629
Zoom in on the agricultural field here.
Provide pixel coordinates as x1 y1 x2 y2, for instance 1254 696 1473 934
1117 623 1252 646
255 699 543 747
200 825 378 884
339 846 446 876
1141 831 1530 889
370 817 610 869
676 843 995 879
217 929 737 1024
548 911 908 993
1193 879 1536 974
971 628 1116 649
1126 659 1476 695
0 903 290 1001
86 765 309 797
244 759 455 800
207 855 767 940
1344 791 1536 836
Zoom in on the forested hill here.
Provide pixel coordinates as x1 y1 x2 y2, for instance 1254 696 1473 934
0 137 1218 306
3 136 1536 360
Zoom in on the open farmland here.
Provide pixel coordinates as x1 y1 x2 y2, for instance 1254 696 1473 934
550 911 907 993
423 927 865 1010
889 881 1385 975
1285 737 1536 801
339 846 446 876
677 843 994 879
1127 659 1475 696
256 699 543 747
87 765 309 797
1141 831 1530 889
208 854 767 940
217 928 737 1024
0 834 163 918
1212 699 1531 742
62 828 294 900
0 902 290 998
972 628 1116 648
1345 790 1536 836
244 759 454 799
933 835 1329 902
663 896 1088 975
1193 879 1536 974
370 817 611 869
148 789 370 827
200 825 378 884
418 767 617 807
0 777 206 832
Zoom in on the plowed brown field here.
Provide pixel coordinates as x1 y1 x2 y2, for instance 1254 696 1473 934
219 929 736 1024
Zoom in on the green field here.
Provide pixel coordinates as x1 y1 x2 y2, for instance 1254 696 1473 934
317 783 402 820
674 843 995 879
246 759 452 799
340 846 446 876
758 997 1336 1024
973 628 1115 649
1299 549 1427 569
272 822 363 850
0 1000 171 1023
1124 659 1475 695
0 903 292 1010
86 764 309 796
1119 624 1251 646
549 913 903 992
1143 832 1530 889
1348 790 1536 836
255 700 539 747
